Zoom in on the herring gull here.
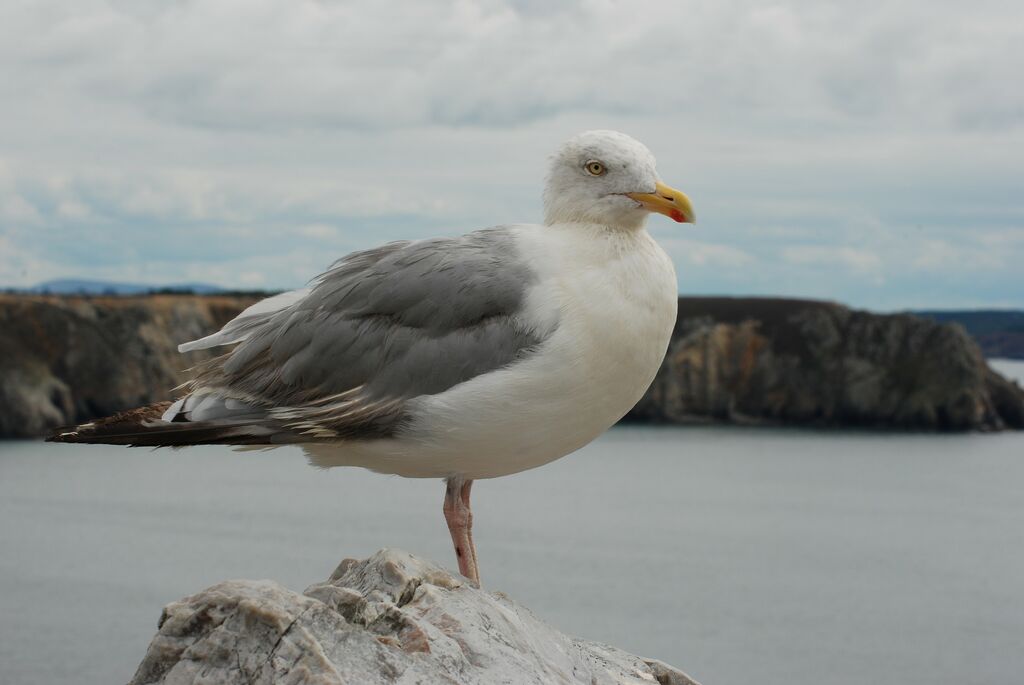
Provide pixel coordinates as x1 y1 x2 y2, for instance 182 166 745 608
49 130 696 585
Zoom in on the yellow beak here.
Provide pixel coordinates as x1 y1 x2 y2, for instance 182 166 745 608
626 181 696 224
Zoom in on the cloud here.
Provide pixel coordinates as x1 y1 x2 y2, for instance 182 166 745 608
782 246 883 274
4 1 1023 133
660 237 755 269
0 0 1021 308
911 238 1007 272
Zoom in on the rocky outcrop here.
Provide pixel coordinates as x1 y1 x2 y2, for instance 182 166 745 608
1 294 1022 437
129 549 697 685
628 297 1024 430
0 294 258 438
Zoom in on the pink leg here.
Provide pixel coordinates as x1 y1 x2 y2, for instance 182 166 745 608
443 477 480 585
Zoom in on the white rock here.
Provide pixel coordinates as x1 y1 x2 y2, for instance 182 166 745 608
130 549 700 685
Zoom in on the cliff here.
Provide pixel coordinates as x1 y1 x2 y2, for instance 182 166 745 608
1 294 1021 437
129 548 698 685
0 294 259 438
914 309 1024 360
627 297 1024 430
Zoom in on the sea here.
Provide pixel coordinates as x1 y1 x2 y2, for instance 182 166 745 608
1 360 1022 685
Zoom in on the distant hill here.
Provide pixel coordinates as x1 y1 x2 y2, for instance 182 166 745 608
914 310 1024 360
16 279 225 296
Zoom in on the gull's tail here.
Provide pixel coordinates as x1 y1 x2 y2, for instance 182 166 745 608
46 402 280 447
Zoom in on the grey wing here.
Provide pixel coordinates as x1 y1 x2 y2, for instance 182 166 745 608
171 227 548 440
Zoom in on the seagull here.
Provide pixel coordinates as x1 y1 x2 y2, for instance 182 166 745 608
50 130 695 585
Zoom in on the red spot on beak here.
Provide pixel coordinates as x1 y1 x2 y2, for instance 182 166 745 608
670 209 685 223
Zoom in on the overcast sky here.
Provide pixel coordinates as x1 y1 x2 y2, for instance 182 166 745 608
2 0 1022 309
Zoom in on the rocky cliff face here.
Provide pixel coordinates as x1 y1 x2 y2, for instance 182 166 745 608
0 294 258 438
628 298 1024 430
129 549 698 685
1 294 1021 437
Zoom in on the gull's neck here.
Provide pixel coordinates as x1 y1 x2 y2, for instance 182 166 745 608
542 215 649 234
538 220 660 262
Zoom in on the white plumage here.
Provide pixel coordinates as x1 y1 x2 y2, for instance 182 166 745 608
304 221 678 479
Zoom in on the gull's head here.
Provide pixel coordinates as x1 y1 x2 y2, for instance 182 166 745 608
543 130 695 230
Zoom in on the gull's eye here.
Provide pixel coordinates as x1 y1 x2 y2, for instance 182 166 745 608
584 160 606 176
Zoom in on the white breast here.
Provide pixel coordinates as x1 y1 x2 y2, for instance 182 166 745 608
307 223 678 479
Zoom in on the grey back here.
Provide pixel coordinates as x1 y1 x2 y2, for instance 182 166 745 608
189 228 549 439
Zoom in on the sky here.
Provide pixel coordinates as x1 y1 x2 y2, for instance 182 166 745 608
1 0 1022 310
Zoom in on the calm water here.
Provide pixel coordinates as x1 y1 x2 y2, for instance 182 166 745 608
2 360 1022 685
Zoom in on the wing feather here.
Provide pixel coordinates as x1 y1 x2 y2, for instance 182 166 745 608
171 227 550 441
